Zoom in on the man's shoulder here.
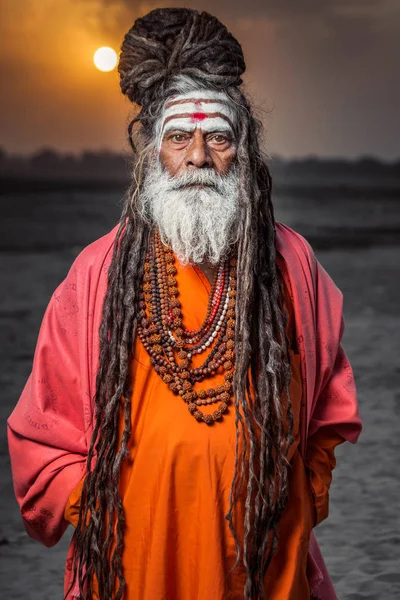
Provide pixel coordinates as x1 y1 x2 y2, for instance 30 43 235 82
276 221 342 306
275 221 317 271
68 222 120 280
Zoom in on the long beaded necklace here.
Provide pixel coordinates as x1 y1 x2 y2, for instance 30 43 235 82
137 229 237 425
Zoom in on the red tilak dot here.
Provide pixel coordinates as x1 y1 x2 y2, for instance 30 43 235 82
191 112 207 122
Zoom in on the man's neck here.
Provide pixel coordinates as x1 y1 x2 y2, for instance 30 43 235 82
195 260 218 287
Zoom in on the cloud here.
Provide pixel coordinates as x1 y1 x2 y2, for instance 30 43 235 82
83 0 398 71
93 0 388 27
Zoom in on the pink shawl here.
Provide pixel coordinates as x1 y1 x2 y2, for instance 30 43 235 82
7 221 362 599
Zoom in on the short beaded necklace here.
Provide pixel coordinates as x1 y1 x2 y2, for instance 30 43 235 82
137 228 237 425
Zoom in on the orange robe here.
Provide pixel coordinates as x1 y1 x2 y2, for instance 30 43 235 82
65 258 344 599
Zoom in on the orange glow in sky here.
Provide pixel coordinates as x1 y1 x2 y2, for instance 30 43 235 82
0 0 398 159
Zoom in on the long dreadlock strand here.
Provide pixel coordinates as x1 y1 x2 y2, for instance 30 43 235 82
65 206 149 599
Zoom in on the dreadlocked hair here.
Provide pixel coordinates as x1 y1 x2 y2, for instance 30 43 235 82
66 8 294 600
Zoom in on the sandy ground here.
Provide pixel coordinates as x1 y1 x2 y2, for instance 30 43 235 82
0 187 399 599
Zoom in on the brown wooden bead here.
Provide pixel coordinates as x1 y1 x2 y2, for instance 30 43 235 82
203 414 213 425
198 390 207 399
188 403 197 413
182 380 191 391
208 388 216 398
163 374 173 384
224 361 233 371
227 340 235 349
212 410 222 421
221 392 230 402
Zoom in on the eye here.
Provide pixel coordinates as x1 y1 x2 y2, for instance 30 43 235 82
169 133 188 143
208 133 230 144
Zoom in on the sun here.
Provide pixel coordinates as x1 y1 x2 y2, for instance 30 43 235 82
93 47 118 72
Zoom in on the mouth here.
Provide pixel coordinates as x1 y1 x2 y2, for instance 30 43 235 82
182 183 215 188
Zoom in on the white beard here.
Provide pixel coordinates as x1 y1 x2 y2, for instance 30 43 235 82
138 159 240 265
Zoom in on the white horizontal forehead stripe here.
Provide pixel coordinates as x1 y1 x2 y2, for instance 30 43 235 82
163 101 234 122
163 116 233 134
167 90 229 103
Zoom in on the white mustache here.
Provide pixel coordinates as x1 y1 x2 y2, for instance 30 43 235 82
165 168 227 192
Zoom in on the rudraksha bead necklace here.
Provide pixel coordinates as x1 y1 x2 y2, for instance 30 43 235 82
137 229 237 425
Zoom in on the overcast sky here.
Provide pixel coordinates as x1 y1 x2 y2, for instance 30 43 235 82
1 0 399 159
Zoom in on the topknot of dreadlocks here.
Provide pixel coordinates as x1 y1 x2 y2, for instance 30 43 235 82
118 8 246 107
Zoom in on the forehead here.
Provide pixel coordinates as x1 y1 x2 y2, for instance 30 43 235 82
157 90 236 148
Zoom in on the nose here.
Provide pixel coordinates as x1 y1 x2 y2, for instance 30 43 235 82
184 129 213 169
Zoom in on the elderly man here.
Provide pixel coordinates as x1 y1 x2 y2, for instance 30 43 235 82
7 8 362 600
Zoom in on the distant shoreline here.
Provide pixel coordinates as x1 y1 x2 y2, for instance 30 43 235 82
1 149 399 195
1 176 400 197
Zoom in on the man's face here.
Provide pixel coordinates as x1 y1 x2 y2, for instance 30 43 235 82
138 92 241 266
159 127 237 177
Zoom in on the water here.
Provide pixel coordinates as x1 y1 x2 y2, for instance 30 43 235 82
1 184 399 598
